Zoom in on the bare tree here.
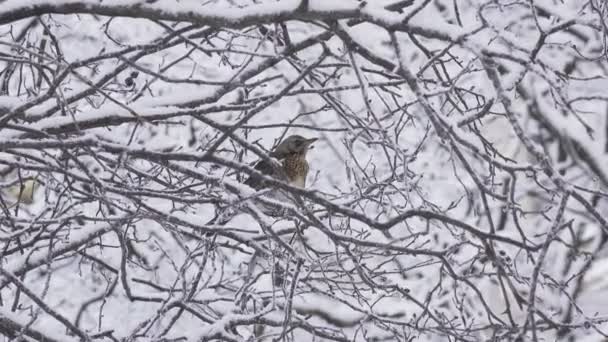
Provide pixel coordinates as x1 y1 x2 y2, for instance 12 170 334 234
0 0 607 341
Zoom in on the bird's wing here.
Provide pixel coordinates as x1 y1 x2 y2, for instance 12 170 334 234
243 158 278 190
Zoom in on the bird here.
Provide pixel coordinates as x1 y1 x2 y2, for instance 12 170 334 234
244 134 318 190
241 136 317 341
208 135 317 225
2 176 38 208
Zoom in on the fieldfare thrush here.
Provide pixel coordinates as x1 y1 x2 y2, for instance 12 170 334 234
210 134 317 224
244 134 317 190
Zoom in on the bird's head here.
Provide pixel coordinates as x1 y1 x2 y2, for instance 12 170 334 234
271 135 317 158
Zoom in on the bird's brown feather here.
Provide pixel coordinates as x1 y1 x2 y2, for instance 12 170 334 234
243 135 315 190
244 159 279 190
283 153 309 188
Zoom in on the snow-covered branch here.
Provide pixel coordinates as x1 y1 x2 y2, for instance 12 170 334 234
1 0 607 341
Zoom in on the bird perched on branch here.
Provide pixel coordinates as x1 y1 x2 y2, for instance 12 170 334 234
209 134 317 225
242 135 318 340
244 134 318 190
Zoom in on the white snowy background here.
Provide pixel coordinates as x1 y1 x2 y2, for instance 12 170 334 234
0 0 607 341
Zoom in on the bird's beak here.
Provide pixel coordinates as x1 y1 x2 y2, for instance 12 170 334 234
305 137 318 149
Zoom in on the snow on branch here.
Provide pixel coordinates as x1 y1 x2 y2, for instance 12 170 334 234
1 1 608 341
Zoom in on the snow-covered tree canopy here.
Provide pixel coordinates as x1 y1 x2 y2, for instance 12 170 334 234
0 0 607 341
